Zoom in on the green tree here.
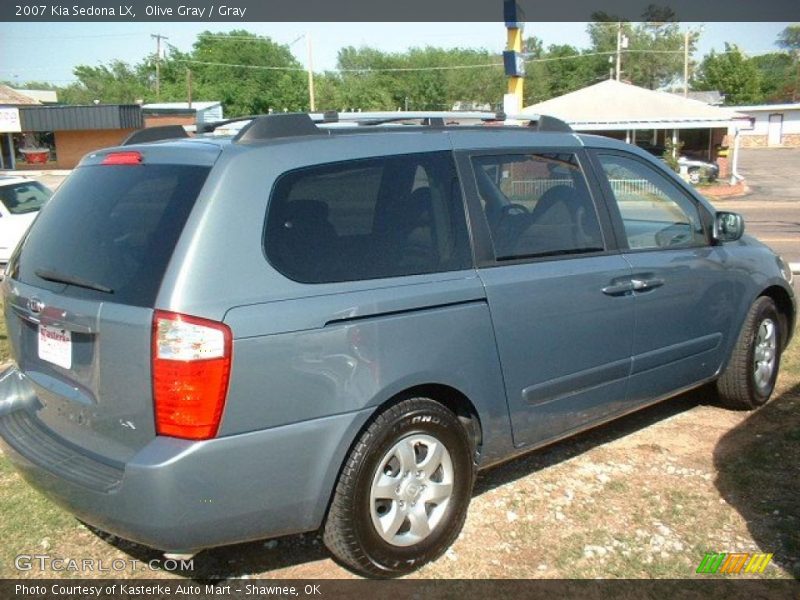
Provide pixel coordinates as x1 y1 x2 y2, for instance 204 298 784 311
776 24 800 101
586 9 694 90
751 52 795 102
60 60 149 104
694 45 763 105
160 31 307 115
777 24 800 51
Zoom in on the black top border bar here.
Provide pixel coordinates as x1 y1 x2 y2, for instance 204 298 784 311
1 0 798 22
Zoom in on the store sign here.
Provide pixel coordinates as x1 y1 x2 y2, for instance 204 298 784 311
0 108 21 133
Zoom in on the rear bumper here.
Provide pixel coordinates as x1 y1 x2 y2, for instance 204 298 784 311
0 367 371 553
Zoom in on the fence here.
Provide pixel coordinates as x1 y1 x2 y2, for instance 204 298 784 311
510 178 662 201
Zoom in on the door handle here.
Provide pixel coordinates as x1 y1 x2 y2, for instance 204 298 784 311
602 281 635 296
631 277 664 291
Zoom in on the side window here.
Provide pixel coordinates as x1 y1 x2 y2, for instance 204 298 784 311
470 153 604 260
265 151 471 284
597 154 707 250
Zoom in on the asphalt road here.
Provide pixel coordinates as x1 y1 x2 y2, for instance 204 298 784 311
713 148 800 267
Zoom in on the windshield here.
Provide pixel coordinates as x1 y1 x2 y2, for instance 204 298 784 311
0 181 52 214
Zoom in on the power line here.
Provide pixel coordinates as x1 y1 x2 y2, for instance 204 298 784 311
175 59 504 73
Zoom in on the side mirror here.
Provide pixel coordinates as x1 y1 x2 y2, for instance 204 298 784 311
714 211 744 243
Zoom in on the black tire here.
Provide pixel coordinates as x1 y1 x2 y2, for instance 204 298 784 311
323 397 475 577
716 296 782 410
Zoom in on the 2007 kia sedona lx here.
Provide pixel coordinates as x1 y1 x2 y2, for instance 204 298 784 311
0 112 794 577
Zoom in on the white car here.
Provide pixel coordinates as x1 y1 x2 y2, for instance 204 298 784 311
0 176 52 263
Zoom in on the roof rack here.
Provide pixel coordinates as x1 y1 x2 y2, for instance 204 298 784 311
119 111 573 146
232 110 573 143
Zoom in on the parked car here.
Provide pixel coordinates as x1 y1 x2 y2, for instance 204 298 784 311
634 142 719 183
0 112 794 578
0 176 52 263
679 155 720 184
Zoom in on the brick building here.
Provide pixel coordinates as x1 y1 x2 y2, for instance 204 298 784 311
7 104 143 170
727 103 800 147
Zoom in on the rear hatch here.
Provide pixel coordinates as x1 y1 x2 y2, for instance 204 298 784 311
2 146 216 463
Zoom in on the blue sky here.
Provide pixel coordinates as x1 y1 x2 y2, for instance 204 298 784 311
0 22 792 85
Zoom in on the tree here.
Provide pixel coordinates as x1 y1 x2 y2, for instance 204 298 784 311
751 52 795 102
159 31 307 115
586 8 694 90
777 24 800 52
776 24 800 102
60 61 149 104
694 45 763 105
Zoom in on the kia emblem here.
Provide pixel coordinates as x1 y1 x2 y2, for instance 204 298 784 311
27 297 45 314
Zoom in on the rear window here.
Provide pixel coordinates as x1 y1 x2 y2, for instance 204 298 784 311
265 151 471 284
10 164 210 307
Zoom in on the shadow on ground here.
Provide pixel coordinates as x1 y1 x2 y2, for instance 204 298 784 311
94 388 711 579
713 382 800 579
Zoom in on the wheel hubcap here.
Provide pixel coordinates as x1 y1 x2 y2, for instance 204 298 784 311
753 318 777 391
369 434 454 547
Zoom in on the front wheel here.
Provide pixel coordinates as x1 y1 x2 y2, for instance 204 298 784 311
323 398 475 577
716 296 782 410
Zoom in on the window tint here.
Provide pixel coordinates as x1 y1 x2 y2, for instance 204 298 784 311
265 152 471 284
12 164 210 307
0 181 51 214
597 154 707 250
471 153 604 260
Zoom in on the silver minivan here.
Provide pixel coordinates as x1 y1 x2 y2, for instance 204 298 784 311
0 112 794 577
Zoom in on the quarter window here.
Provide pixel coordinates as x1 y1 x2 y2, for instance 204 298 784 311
265 152 471 284
597 154 707 250
470 153 604 260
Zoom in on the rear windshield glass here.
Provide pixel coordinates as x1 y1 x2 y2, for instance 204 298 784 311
0 181 52 214
10 164 210 307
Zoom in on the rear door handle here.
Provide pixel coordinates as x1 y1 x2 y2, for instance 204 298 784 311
602 281 635 296
631 278 664 291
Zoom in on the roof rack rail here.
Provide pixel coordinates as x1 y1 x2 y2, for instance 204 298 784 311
191 110 574 144
121 125 188 146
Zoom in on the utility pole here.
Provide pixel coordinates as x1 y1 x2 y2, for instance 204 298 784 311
615 23 622 81
151 33 168 100
186 68 193 108
306 32 316 112
683 30 690 97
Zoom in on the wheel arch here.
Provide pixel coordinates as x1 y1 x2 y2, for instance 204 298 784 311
318 382 483 527
759 284 796 349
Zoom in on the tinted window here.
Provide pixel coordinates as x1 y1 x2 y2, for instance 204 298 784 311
597 154 706 250
12 164 210 307
265 152 471 284
471 153 604 260
0 181 51 214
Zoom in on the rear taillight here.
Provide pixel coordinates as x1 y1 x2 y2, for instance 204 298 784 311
152 310 232 440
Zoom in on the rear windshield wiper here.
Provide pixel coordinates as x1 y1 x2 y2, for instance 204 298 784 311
34 269 114 294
